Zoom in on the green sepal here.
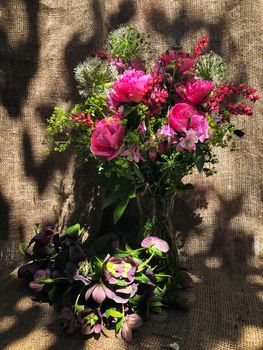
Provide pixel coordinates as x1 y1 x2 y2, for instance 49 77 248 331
65 223 81 236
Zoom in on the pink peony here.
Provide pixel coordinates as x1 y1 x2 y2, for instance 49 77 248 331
169 102 199 134
90 116 125 161
175 78 214 104
169 102 209 144
161 50 195 73
111 69 152 103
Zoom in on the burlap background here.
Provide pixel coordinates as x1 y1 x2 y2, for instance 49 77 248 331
0 0 262 349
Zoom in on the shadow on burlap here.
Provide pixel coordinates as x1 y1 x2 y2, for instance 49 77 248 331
0 0 263 349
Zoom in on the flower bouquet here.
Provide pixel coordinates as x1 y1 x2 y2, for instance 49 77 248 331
19 25 259 341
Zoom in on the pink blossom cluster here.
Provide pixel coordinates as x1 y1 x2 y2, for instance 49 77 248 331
84 35 259 162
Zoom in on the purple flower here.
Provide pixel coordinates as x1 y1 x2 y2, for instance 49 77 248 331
29 268 51 292
121 145 145 163
60 307 79 334
141 236 169 253
157 124 176 143
33 226 54 245
121 313 142 342
103 255 137 285
176 129 199 152
65 263 91 285
77 308 103 335
69 243 86 264
18 262 38 279
85 283 114 304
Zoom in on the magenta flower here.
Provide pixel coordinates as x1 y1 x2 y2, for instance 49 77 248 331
168 102 209 144
175 78 214 104
85 282 114 304
29 268 51 292
121 313 143 342
161 50 195 73
90 116 125 161
141 236 169 253
111 69 152 103
77 308 103 335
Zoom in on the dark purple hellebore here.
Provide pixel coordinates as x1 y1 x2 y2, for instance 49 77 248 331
121 313 142 342
18 262 38 279
60 306 79 334
33 226 54 245
29 268 51 292
65 263 91 285
77 308 103 335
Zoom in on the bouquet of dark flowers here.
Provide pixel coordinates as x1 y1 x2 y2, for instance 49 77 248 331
19 224 188 341
19 25 259 341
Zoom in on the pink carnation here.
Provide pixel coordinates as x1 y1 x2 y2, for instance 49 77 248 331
111 69 152 103
90 116 125 161
169 102 209 144
175 78 214 104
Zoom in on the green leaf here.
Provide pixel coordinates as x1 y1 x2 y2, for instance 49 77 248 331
113 197 129 224
106 308 123 319
196 155 205 172
65 223 81 236
115 318 124 333
87 233 112 255
19 243 26 256
39 278 55 284
135 273 150 283
102 191 123 209
48 285 57 301
133 163 145 183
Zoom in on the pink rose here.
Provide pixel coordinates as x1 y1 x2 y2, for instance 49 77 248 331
111 69 152 103
90 116 125 161
168 102 209 144
161 50 195 73
175 78 214 104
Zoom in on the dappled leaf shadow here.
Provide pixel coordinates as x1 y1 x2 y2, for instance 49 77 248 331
0 0 39 118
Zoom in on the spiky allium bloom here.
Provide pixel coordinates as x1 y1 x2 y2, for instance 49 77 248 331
108 25 151 61
74 57 117 97
195 51 228 86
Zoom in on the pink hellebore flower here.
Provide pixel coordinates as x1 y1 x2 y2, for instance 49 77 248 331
141 236 169 253
161 50 195 73
168 102 209 144
121 313 142 342
175 78 214 104
157 124 176 143
85 282 114 304
90 116 125 161
121 145 145 163
111 69 152 103
177 130 199 152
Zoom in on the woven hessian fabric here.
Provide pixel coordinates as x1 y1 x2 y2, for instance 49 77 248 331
0 0 262 349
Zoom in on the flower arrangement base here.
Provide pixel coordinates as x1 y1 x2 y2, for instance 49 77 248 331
136 191 179 274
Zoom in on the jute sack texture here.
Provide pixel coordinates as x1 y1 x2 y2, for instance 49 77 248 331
0 1 262 349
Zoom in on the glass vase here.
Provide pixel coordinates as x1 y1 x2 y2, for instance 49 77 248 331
136 189 179 274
